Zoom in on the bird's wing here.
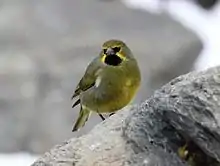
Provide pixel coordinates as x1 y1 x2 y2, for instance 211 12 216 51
71 57 102 108
71 77 95 100
71 77 95 108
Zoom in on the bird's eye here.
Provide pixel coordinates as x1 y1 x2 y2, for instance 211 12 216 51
103 49 107 54
112 47 121 53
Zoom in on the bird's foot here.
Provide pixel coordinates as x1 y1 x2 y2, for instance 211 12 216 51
109 113 115 117
98 114 105 121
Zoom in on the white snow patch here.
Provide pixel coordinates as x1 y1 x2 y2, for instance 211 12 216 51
0 153 38 166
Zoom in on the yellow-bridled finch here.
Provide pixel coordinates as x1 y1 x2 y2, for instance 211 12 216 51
71 39 141 132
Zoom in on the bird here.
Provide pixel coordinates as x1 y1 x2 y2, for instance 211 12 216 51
71 39 141 132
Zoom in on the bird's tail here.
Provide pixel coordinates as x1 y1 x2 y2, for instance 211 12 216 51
72 107 91 132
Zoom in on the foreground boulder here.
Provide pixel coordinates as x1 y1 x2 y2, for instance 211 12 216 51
32 66 220 166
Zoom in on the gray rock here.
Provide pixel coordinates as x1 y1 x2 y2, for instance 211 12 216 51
0 0 202 153
31 66 220 166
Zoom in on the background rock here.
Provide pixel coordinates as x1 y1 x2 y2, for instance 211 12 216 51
0 0 202 153
194 0 219 10
31 66 220 166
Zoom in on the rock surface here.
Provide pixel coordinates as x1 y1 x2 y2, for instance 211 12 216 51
0 0 202 153
32 66 220 166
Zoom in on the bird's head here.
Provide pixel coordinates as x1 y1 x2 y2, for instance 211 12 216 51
100 39 133 66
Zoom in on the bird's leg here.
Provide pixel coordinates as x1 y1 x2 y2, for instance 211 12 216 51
98 114 105 121
109 113 115 117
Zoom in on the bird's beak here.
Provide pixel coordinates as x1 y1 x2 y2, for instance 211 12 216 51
106 48 115 56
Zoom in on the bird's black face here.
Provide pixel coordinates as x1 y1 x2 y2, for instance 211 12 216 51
102 47 123 66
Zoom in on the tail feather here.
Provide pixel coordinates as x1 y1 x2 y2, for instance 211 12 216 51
72 107 91 132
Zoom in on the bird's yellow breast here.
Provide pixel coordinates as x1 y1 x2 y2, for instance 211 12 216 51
81 58 141 114
94 73 140 113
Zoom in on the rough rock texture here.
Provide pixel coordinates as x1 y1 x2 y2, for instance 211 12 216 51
31 66 220 166
0 0 202 153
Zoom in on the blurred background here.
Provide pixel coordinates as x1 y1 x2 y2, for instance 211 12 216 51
0 0 220 165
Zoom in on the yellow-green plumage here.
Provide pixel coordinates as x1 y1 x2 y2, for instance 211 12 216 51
71 39 141 132
72 107 90 132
